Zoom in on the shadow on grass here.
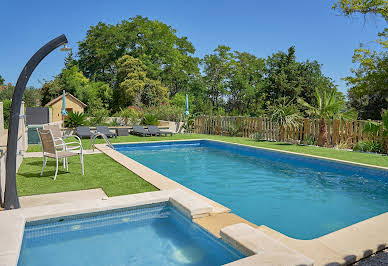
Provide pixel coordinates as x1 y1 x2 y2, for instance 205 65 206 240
18 160 72 179
18 170 70 179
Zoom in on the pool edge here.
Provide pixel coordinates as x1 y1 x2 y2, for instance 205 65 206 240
98 139 388 265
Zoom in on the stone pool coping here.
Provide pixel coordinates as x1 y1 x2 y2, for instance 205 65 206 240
95 139 388 265
0 189 313 266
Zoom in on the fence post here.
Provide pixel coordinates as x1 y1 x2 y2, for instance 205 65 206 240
218 116 221 135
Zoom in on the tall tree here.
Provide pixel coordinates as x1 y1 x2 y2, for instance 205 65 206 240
264 46 337 110
265 46 301 105
333 0 388 119
202 45 234 109
228 51 266 115
116 55 168 108
0 74 4 85
78 16 199 96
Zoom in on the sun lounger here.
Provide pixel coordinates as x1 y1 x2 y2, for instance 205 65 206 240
131 126 152 137
75 126 94 138
96 126 117 138
147 125 174 136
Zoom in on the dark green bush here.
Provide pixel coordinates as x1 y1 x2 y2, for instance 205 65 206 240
301 135 317 146
64 111 86 128
88 108 109 125
143 105 183 122
253 132 265 142
353 140 385 154
142 113 159 125
3 99 11 129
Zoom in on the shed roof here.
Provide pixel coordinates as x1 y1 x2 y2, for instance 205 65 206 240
45 92 87 108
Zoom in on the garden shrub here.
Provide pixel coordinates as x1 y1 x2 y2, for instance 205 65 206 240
353 140 385 154
253 132 265 142
116 107 142 126
142 113 159 125
144 104 183 122
3 99 11 129
88 108 109 125
64 111 86 128
301 135 317 146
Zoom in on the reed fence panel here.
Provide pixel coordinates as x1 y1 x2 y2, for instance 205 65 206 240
194 116 376 147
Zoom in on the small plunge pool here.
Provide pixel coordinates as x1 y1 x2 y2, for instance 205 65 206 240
18 202 244 266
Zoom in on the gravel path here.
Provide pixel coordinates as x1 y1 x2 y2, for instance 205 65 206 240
354 249 388 265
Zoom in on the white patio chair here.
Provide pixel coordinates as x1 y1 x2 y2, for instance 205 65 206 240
37 129 84 180
43 124 81 151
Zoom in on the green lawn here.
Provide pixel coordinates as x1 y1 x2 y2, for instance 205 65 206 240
27 133 388 167
17 153 157 196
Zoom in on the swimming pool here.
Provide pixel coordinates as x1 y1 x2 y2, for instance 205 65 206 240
115 140 388 240
18 202 244 266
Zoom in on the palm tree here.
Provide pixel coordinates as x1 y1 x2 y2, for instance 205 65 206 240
268 98 302 141
298 88 356 147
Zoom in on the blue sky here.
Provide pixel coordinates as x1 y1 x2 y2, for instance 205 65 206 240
0 0 385 94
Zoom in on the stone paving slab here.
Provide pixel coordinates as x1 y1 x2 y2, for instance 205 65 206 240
19 188 107 208
0 212 25 266
221 223 314 266
194 212 259 238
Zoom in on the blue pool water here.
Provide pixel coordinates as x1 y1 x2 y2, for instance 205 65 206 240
18 203 244 266
116 140 388 239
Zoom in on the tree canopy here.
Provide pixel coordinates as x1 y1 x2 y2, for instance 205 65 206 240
77 15 199 99
34 15 356 120
333 0 388 119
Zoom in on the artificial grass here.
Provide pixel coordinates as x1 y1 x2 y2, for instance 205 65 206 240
27 133 388 168
17 153 157 197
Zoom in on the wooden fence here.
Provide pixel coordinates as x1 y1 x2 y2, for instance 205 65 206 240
193 116 382 147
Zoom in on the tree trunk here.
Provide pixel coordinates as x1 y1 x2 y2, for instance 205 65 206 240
279 126 285 142
317 118 327 147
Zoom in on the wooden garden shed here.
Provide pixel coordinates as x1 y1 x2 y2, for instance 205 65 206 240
45 92 87 122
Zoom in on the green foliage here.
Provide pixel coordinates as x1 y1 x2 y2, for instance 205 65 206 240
88 108 109 126
298 88 356 146
362 110 388 153
265 46 337 109
142 113 159 126
116 107 142 126
78 16 199 97
0 74 4 85
3 99 11 129
109 117 120 126
268 98 301 129
64 112 86 128
298 88 355 120
353 140 385 153
225 123 240 137
116 55 168 108
332 0 387 21
0 85 41 107
301 135 317 146
333 0 387 119
38 17 350 119
202 45 234 108
40 79 61 106
228 51 266 116
144 104 183 122
183 114 195 132
253 132 265 142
